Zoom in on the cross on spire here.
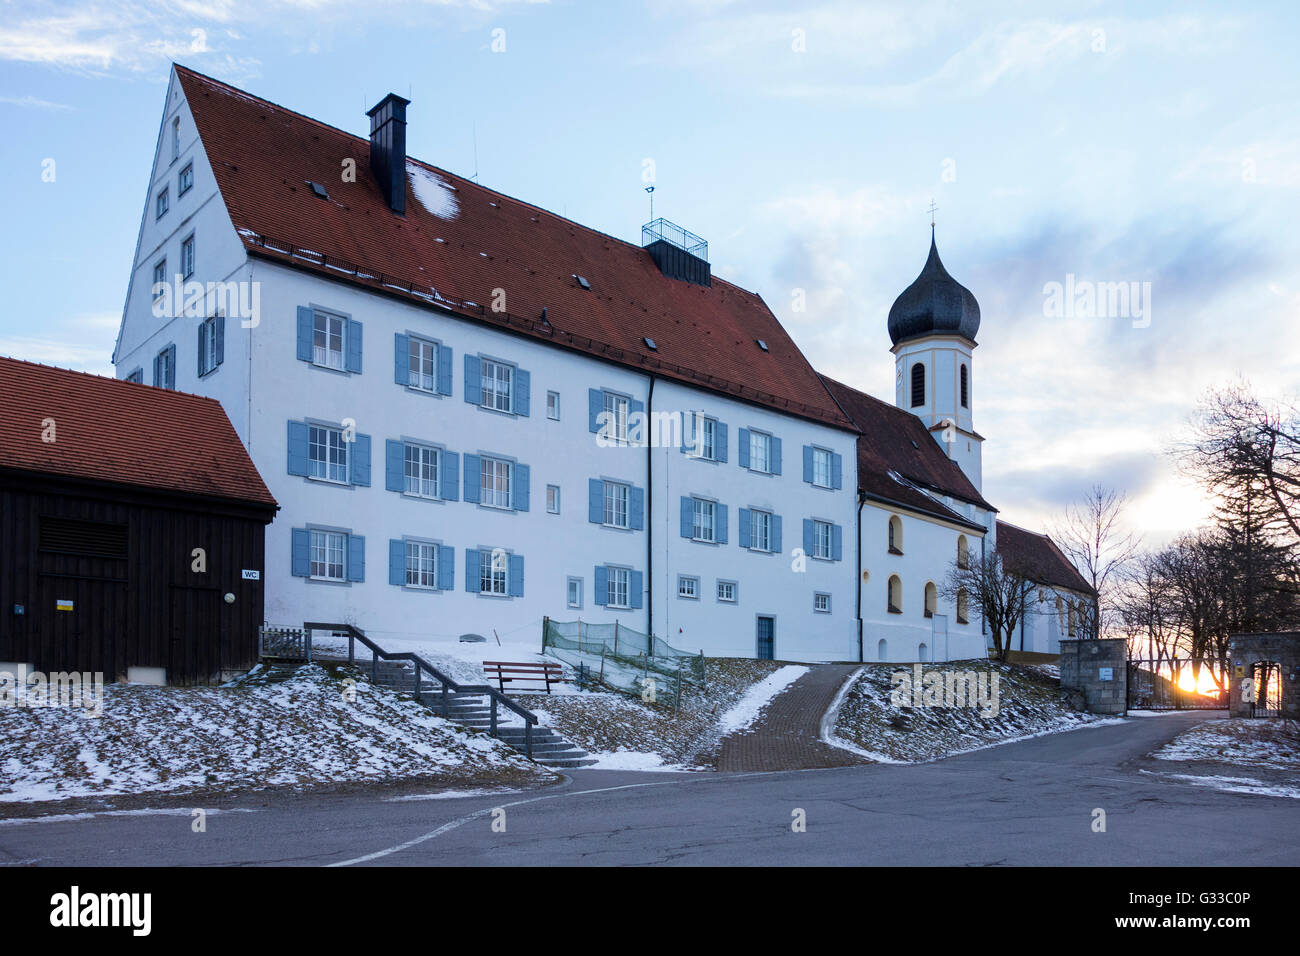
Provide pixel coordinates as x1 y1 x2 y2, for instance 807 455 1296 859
927 199 938 231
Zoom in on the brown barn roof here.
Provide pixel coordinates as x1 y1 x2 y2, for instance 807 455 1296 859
996 520 1094 595
0 356 277 508
819 374 995 528
173 65 853 431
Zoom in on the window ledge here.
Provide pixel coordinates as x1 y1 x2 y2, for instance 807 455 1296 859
887 606 901 615
888 547 903 556
923 610 934 619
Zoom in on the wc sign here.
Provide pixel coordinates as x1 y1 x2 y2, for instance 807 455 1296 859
240 569 260 580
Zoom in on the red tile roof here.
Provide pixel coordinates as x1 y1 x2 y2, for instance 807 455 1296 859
174 65 853 430
995 520 1095 595
820 374 995 527
0 356 277 509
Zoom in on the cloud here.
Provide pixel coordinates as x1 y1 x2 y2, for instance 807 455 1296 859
0 312 118 376
0 94 73 110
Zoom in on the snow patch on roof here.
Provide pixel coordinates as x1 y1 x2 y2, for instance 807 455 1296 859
408 163 459 220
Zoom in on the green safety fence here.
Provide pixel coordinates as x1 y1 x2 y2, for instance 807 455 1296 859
542 617 706 707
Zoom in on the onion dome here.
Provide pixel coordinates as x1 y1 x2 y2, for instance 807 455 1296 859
887 231 980 346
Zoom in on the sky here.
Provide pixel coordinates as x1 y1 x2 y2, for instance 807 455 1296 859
1 0 1298 548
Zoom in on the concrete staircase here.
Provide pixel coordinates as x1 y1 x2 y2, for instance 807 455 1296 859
346 657 597 769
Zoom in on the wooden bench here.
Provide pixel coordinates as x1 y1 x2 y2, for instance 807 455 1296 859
483 661 569 694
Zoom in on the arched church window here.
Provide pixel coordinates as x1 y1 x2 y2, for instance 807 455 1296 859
910 362 925 408
960 364 969 408
888 515 904 554
957 588 970 625
956 535 969 569
918 642 929 662
887 575 902 613
924 581 937 618
877 638 888 660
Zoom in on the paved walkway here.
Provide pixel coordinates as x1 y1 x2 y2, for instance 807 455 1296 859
717 664 867 772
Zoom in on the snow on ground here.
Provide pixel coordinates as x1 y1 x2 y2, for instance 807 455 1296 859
828 661 1112 763
517 659 790 770
1146 718 1300 799
1145 772 1300 800
0 663 553 807
717 665 809 734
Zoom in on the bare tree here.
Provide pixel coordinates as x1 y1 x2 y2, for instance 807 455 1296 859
1050 484 1140 639
944 553 1037 662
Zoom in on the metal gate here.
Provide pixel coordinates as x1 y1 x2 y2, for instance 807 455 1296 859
1126 656 1230 711
1249 660 1283 717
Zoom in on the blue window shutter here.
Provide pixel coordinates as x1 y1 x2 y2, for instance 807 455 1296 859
508 554 524 597
465 549 481 592
287 421 310 476
347 535 365 582
394 333 409 385
716 504 728 544
197 321 208 375
296 306 313 361
385 440 404 492
215 315 225 367
463 454 481 503
739 508 752 549
166 344 176 387
832 452 843 490
350 433 371 486
153 352 160 386
464 355 481 404
389 539 405 586
803 445 814 484
630 486 644 531
803 518 814 555
437 344 452 395
629 397 644 424
630 570 643 609
345 319 363 373
512 463 530 511
680 497 693 538
832 523 843 561
588 388 602 433
772 515 782 554
589 479 604 523
441 451 459 501
594 565 609 605
738 428 750 468
515 368 530 416
290 528 310 576
437 545 455 590
771 437 782 475
716 422 728 463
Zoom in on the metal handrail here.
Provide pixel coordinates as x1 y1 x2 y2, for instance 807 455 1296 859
303 622 537 758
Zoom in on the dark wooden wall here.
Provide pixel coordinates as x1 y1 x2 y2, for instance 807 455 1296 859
0 471 273 685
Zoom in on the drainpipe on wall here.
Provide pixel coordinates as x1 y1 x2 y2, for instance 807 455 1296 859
646 374 655 641
856 491 865 662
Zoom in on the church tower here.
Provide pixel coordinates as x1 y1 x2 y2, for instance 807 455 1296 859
887 229 984 492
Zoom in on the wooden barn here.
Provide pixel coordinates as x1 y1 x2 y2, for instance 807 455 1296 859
0 357 278 684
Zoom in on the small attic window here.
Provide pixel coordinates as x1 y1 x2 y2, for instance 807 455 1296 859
911 440 919 448
756 339 769 351
306 181 329 200
573 275 591 290
643 337 657 350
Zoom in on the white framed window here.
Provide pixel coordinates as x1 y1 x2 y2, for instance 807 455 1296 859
199 315 219 375
152 259 166 298
480 456 513 509
405 541 437 589
812 448 832 488
480 358 514 412
749 430 771 473
313 309 345 370
171 116 180 163
751 510 773 552
408 337 438 392
178 162 194 196
603 480 629 528
547 484 560 514
180 234 195 278
310 530 346 581
126 368 143 384
692 497 715 542
480 549 508 595
812 519 832 560
701 417 717 460
547 390 560 420
155 345 174 389
309 425 348 483
404 443 439 498
717 580 737 603
678 575 699 599
814 592 831 613
567 576 583 609
607 566 631 608
603 390 629 442
156 188 169 219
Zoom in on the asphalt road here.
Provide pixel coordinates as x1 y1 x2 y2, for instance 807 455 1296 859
2 714 1295 866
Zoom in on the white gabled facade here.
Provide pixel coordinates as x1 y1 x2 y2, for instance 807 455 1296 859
111 66 1035 666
